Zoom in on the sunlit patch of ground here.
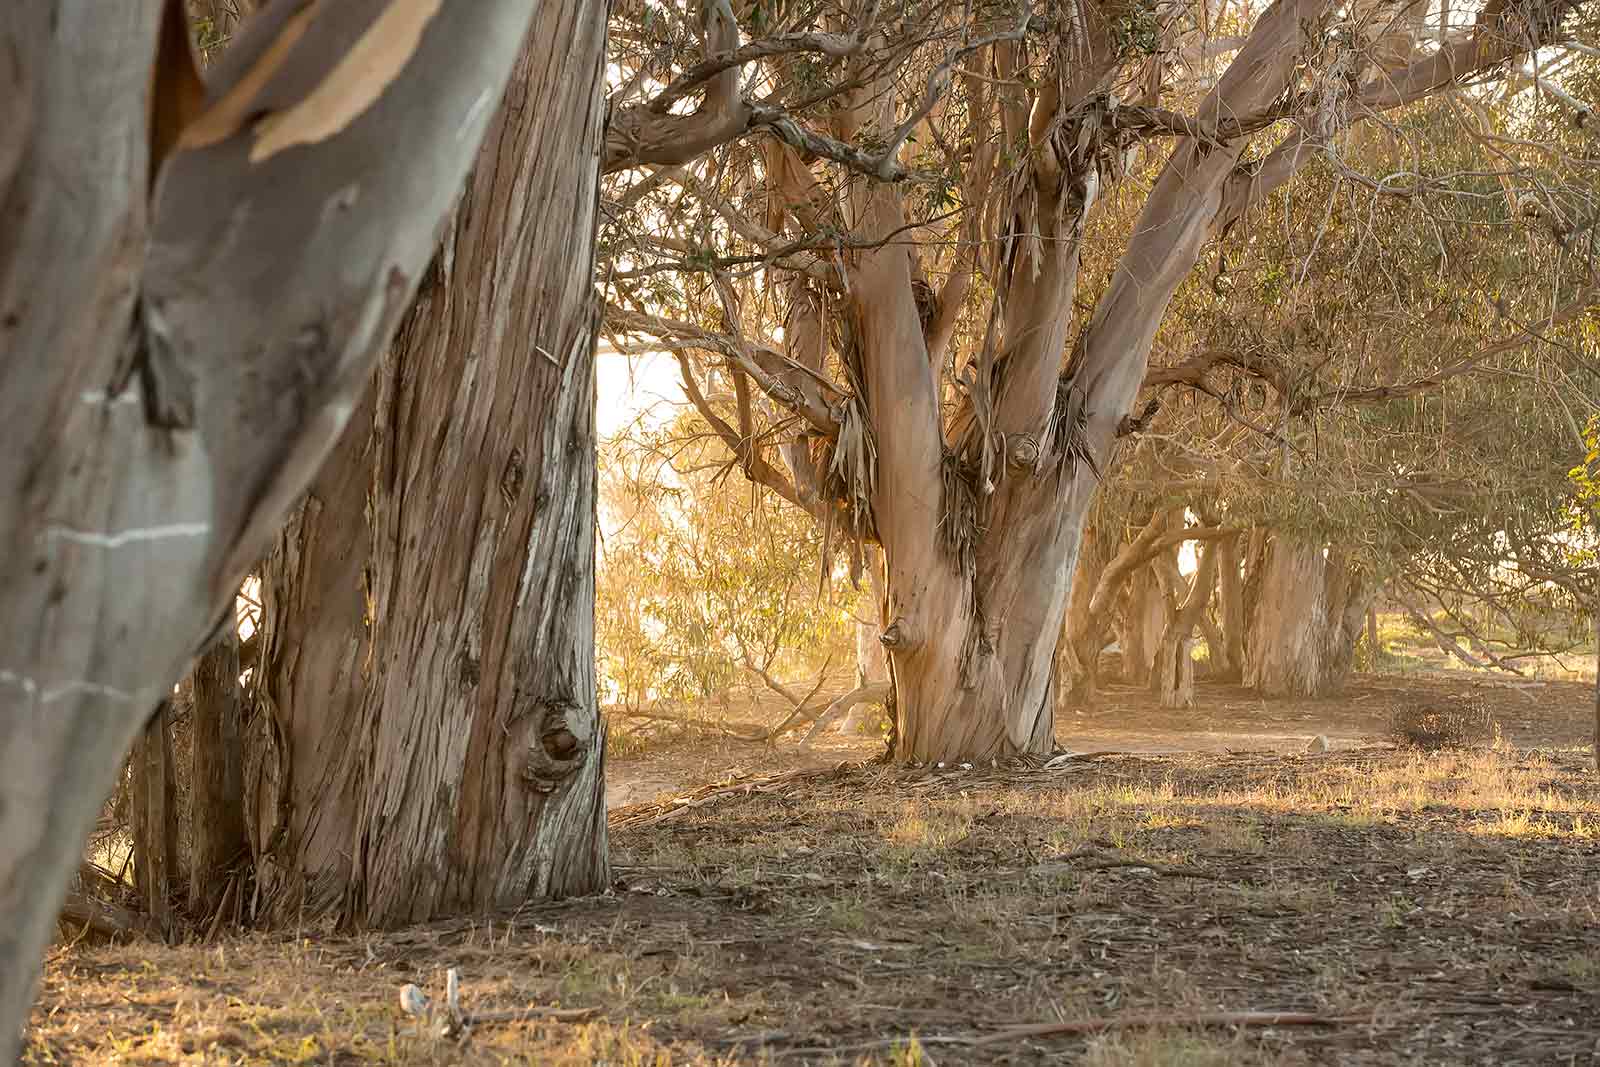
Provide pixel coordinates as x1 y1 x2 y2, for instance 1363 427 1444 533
30 736 1600 1066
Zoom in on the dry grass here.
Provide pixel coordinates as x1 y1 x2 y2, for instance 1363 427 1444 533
29 739 1600 1066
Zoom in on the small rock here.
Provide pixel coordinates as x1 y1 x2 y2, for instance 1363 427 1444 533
1307 734 1330 753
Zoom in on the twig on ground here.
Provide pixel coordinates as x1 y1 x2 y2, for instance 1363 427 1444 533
970 1010 1373 1046
1031 847 1225 881
771 1011 1367 1057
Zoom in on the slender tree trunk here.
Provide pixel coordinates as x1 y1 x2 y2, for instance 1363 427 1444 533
1058 527 1110 708
188 630 248 917
1366 599 1382 667
254 3 610 927
1151 541 1221 708
840 548 889 735
1216 534 1246 681
130 703 179 936
1245 537 1372 698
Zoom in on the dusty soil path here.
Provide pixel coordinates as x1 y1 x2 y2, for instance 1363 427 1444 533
605 671 1595 808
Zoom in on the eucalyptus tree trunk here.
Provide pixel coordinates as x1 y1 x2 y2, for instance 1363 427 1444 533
0 1 551 1054
188 629 248 916
130 703 179 935
1057 526 1109 708
1151 540 1220 708
620 0 1577 765
1245 537 1371 698
1119 567 1170 688
1214 533 1247 682
845 0 1326 762
253 2 609 928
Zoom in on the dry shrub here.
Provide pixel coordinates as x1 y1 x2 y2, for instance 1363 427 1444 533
1389 694 1501 751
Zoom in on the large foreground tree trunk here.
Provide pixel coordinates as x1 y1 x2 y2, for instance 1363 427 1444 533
1245 536 1371 698
254 2 610 927
1 2 552 1054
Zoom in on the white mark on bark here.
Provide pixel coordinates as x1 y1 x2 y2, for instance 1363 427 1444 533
47 522 212 548
41 680 137 704
79 390 141 407
0 673 134 705
459 88 494 139
0 670 39 697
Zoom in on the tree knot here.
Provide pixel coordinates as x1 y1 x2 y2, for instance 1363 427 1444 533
879 617 919 652
519 699 592 794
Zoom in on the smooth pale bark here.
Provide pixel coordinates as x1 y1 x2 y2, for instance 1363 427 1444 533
1120 567 1170 689
0 1 545 1054
829 19 1127 762
188 628 248 916
1245 538 1371 698
1057 527 1110 708
255 2 609 927
1152 541 1220 708
1215 534 1246 682
860 0 1321 761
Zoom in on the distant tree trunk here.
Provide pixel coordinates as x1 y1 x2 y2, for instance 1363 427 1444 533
1215 533 1246 682
1366 600 1381 666
1058 526 1110 707
1245 537 1372 698
130 703 178 936
1119 566 1169 688
1152 541 1220 708
1060 518 1237 706
840 547 888 735
253 3 610 927
188 630 248 917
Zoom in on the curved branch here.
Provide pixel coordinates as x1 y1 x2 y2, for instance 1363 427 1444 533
672 350 811 513
1217 0 1586 228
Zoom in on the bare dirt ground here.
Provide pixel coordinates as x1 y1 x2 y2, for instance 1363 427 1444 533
26 672 1600 1066
603 671 1593 808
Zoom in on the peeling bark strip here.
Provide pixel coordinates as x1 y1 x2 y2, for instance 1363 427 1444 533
249 0 445 163
0 2 546 1056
